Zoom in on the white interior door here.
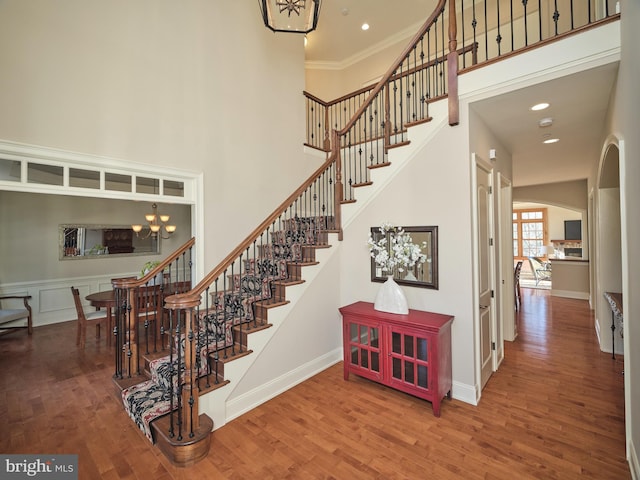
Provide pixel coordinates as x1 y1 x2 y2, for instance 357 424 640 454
476 158 495 389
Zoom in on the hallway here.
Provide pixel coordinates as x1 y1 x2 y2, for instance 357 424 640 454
0 289 630 479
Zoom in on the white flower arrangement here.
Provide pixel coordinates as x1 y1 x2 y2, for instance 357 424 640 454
367 223 427 273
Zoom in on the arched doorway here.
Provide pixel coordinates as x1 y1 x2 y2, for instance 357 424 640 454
595 142 623 357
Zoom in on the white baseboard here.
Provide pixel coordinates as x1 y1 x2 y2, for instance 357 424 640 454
452 380 478 406
630 437 639 480
550 289 589 300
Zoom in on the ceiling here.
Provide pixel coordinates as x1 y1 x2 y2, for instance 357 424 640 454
305 0 618 188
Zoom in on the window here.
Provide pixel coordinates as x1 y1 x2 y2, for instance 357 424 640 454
513 208 548 259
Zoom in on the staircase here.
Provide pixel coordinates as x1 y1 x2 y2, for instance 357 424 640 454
112 215 339 466
109 0 619 467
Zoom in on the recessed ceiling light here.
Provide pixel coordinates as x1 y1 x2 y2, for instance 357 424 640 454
531 102 550 111
539 117 553 127
361 23 370 31
543 138 559 144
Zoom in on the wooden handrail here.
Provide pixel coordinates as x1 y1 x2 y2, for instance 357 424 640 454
164 155 338 310
303 43 476 110
112 237 196 290
336 0 447 137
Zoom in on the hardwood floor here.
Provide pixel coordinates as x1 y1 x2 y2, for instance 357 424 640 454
0 289 629 479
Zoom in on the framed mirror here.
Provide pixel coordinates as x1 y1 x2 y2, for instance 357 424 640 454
370 225 438 289
59 224 160 260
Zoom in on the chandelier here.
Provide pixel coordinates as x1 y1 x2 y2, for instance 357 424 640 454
260 0 321 34
131 203 176 239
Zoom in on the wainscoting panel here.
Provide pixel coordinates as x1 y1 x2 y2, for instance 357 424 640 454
0 273 137 328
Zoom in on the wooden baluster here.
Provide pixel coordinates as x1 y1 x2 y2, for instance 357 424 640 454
127 287 139 376
447 0 459 126
333 129 343 241
181 307 199 439
323 101 330 151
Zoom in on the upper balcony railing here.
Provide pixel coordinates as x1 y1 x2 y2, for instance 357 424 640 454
305 0 620 156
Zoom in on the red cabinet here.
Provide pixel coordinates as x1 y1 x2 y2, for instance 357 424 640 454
340 301 453 417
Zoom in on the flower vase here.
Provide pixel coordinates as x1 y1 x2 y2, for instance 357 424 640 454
374 275 408 314
404 270 417 281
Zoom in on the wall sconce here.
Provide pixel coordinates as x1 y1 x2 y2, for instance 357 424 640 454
260 0 322 34
131 203 176 239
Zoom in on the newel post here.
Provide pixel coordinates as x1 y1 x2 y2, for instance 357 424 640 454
333 129 344 241
323 104 331 151
181 307 200 436
165 293 202 440
447 0 460 126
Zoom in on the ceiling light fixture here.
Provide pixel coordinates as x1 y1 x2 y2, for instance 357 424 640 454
539 117 553 127
361 23 370 31
131 203 176 239
260 0 322 34
531 102 550 111
543 138 560 144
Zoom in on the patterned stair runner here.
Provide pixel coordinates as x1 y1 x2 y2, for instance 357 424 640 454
121 216 330 442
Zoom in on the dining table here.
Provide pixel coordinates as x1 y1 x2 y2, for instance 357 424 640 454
85 290 115 346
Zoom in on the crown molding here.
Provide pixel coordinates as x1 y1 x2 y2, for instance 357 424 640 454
305 20 423 71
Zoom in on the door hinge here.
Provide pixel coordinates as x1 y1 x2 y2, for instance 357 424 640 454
489 238 494 246
491 290 495 298
492 342 496 350
489 186 493 194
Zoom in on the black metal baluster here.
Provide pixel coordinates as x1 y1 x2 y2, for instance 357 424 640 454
522 0 528 46
461 0 466 68
570 0 574 30
483 0 488 60
538 0 542 41
440 10 445 95
510 0 514 52
496 0 502 56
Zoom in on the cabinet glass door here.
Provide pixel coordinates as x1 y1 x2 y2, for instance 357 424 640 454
390 329 430 391
348 322 381 378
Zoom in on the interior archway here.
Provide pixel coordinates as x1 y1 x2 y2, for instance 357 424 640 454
596 142 622 356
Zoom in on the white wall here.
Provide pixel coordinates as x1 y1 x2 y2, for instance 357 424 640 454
337 106 478 403
619 0 640 472
305 31 414 100
0 0 317 273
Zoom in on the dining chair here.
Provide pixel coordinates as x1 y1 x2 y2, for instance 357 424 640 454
528 257 552 286
71 287 108 348
0 295 33 336
514 261 523 311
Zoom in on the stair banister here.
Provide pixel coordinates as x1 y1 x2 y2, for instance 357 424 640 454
333 0 448 144
164 154 340 311
112 237 196 291
111 237 196 377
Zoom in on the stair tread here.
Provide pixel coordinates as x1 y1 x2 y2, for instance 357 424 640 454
387 140 410 149
368 162 391 169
